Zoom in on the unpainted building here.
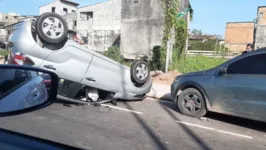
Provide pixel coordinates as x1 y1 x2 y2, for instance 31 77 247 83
254 6 266 49
121 0 191 59
225 22 255 53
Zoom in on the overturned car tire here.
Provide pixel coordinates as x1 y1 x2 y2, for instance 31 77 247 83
130 60 150 86
35 12 68 44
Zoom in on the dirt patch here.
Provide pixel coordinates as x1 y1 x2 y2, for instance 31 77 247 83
151 70 182 85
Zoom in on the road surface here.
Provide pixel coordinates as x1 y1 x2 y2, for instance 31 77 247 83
0 98 265 150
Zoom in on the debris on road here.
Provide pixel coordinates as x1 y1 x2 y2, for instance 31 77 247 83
63 103 72 107
199 117 209 121
151 70 182 85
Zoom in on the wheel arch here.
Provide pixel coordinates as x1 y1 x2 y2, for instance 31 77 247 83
176 81 212 110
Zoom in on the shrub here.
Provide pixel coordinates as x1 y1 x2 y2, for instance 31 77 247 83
104 46 132 66
170 55 227 73
150 46 163 71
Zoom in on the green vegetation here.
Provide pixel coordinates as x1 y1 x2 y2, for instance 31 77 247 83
103 46 132 66
170 55 227 73
0 49 8 56
104 46 227 74
189 40 229 54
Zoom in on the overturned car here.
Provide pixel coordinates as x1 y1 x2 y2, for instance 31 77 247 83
8 12 152 103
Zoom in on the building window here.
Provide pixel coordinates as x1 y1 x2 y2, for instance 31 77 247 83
72 10 76 13
63 8 68 14
132 0 139 4
80 12 93 20
5 16 8 19
52 7 55 13
74 21 77 26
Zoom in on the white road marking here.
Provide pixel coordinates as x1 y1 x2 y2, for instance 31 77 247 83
176 121 253 139
75 142 92 150
101 104 143 115
146 98 253 139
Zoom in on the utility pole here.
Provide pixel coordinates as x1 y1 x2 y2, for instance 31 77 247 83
165 40 171 73
185 11 190 56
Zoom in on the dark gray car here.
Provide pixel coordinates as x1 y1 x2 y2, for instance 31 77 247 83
171 49 266 122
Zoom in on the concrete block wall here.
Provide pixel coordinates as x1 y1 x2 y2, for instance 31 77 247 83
254 25 266 49
257 7 266 25
121 0 165 60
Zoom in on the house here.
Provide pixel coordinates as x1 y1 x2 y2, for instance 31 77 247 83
39 0 79 38
39 0 79 15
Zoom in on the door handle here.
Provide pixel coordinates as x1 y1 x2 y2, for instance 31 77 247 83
44 65 56 70
86 77 95 82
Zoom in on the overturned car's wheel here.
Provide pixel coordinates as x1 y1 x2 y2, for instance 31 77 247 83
35 12 68 44
130 60 150 85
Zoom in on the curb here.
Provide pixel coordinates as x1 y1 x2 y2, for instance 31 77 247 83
147 89 172 101
147 83 173 100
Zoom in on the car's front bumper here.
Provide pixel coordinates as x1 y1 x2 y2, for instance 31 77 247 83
171 76 183 101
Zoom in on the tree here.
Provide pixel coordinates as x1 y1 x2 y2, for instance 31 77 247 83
190 29 203 36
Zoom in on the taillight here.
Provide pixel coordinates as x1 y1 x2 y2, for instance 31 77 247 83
12 53 35 66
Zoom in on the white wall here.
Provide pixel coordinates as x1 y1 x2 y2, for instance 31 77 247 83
76 0 122 31
40 0 77 15
76 0 122 52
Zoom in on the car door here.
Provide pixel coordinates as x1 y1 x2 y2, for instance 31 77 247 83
211 54 266 118
81 55 124 93
40 44 93 83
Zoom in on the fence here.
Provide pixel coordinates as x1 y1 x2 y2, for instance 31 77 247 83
186 50 239 59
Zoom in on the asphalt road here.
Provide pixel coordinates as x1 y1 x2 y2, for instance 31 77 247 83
0 98 266 150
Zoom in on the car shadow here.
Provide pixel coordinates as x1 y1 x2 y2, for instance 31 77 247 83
159 100 266 133
157 100 212 150
205 112 266 132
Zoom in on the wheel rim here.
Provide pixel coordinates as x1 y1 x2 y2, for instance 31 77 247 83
136 63 148 80
182 94 202 114
42 17 64 39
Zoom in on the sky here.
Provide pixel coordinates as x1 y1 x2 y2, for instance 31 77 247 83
0 0 265 38
189 0 266 37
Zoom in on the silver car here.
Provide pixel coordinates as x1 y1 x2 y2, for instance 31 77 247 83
8 12 152 103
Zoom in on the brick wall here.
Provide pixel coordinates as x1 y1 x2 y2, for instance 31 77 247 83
225 22 254 52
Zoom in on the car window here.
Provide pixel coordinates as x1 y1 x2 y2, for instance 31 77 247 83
227 54 266 75
0 69 28 99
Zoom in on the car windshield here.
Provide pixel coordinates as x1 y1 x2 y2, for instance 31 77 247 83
1 0 266 150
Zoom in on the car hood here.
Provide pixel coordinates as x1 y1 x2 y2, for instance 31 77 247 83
182 70 206 77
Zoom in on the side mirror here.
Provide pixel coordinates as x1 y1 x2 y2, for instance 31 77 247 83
218 67 227 76
0 65 58 115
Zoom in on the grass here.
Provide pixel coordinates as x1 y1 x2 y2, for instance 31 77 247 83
103 46 227 73
0 49 8 57
170 55 227 73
